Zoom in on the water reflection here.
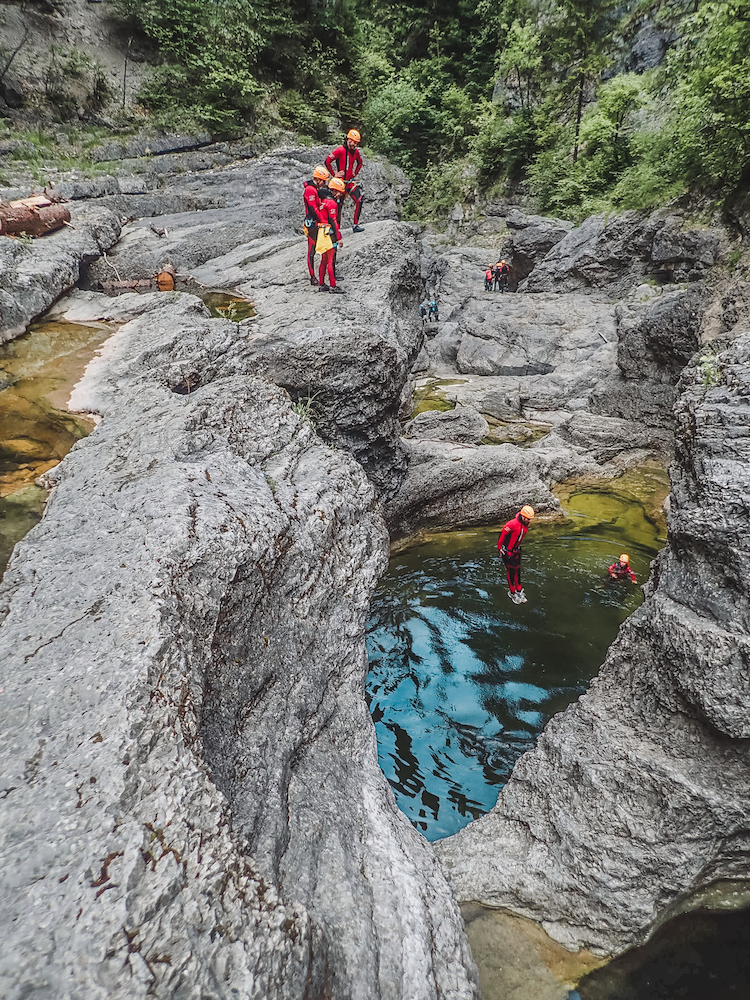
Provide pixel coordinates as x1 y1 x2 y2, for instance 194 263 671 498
366 488 666 841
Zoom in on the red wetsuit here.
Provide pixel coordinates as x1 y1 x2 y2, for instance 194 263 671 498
318 195 342 289
498 514 528 593
608 561 637 583
303 179 327 281
326 143 364 225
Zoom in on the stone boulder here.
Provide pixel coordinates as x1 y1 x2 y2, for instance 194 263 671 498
0 286 479 999
522 210 724 296
436 334 750 957
0 201 121 342
505 209 574 283
385 438 561 539
590 284 710 428
404 405 490 444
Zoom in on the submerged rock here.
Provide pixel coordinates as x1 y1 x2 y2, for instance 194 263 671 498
0 268 479 998
436 333 750 956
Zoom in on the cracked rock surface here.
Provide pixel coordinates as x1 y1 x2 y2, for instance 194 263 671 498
435 334 750 956
0 202 121 341
0 235 478 998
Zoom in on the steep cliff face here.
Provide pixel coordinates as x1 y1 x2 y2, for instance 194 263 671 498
0 244 478 998
436 334 750 955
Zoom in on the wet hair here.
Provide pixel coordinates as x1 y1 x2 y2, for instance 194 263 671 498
318 186 332 199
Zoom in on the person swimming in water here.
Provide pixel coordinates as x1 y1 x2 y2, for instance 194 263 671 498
608 553 637 583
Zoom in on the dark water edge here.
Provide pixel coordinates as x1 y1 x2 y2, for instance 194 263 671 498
577 905 750 1000
366 478 667 842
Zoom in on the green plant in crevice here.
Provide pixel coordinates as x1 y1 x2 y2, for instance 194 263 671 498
698 347 723 389
292 391 321 427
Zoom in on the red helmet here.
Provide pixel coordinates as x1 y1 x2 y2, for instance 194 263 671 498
313 165 330 182
328 177 346 194
346 129 361 144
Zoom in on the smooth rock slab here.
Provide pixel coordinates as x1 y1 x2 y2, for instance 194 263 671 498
0 289 479 999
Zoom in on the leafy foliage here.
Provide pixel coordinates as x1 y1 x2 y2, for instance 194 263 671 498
109 0 750 216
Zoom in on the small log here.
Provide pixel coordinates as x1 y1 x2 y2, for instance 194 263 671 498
0 203 71 237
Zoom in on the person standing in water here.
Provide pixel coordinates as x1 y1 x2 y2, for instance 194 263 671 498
608 553 637 583
498 505 535 604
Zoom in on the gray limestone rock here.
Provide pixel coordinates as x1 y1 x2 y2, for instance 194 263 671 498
404 405 490 444
436 334 750 957
590 284 710 429
385 438 561 539
505 210 574 283
0 280 479 999
0 201 121 341
522 211 724 296
199 220 423 498
84 144 408 285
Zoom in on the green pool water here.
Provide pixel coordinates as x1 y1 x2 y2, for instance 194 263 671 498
0 318 111 577
366 481 667 841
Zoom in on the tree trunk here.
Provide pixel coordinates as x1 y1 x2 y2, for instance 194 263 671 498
0 202 71 237
573 74 585 163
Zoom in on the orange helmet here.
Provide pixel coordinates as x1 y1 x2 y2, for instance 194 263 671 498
520 505 535 519
619 553 629 564
347 129 361 144
313 165 330 182
328 177 346 194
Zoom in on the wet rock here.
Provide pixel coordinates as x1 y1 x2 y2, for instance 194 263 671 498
0 272 479 998
436 334 750 957
0 202 121 341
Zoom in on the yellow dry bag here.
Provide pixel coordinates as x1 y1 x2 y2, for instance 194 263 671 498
315 224 333 255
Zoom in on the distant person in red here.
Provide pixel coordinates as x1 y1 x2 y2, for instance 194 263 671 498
498 505 535 604
608 553 637 583
326 129 365 233
303 165 330 285
317 182 343 294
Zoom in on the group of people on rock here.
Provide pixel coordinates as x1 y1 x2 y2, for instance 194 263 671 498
499 507 637 605
302 129 365 293
484 259 510 292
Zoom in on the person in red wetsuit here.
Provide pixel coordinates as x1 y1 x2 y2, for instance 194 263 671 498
317 183 343 294
326 129 365 233
498 505 535 604
608 553 637 583
303 165 330 285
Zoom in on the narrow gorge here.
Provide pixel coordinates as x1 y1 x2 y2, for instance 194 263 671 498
1 140 749 1000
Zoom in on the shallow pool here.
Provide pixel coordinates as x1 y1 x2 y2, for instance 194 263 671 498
0 318 111 577
366 477 667 841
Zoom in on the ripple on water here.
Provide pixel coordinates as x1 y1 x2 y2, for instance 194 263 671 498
366 479 668 841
